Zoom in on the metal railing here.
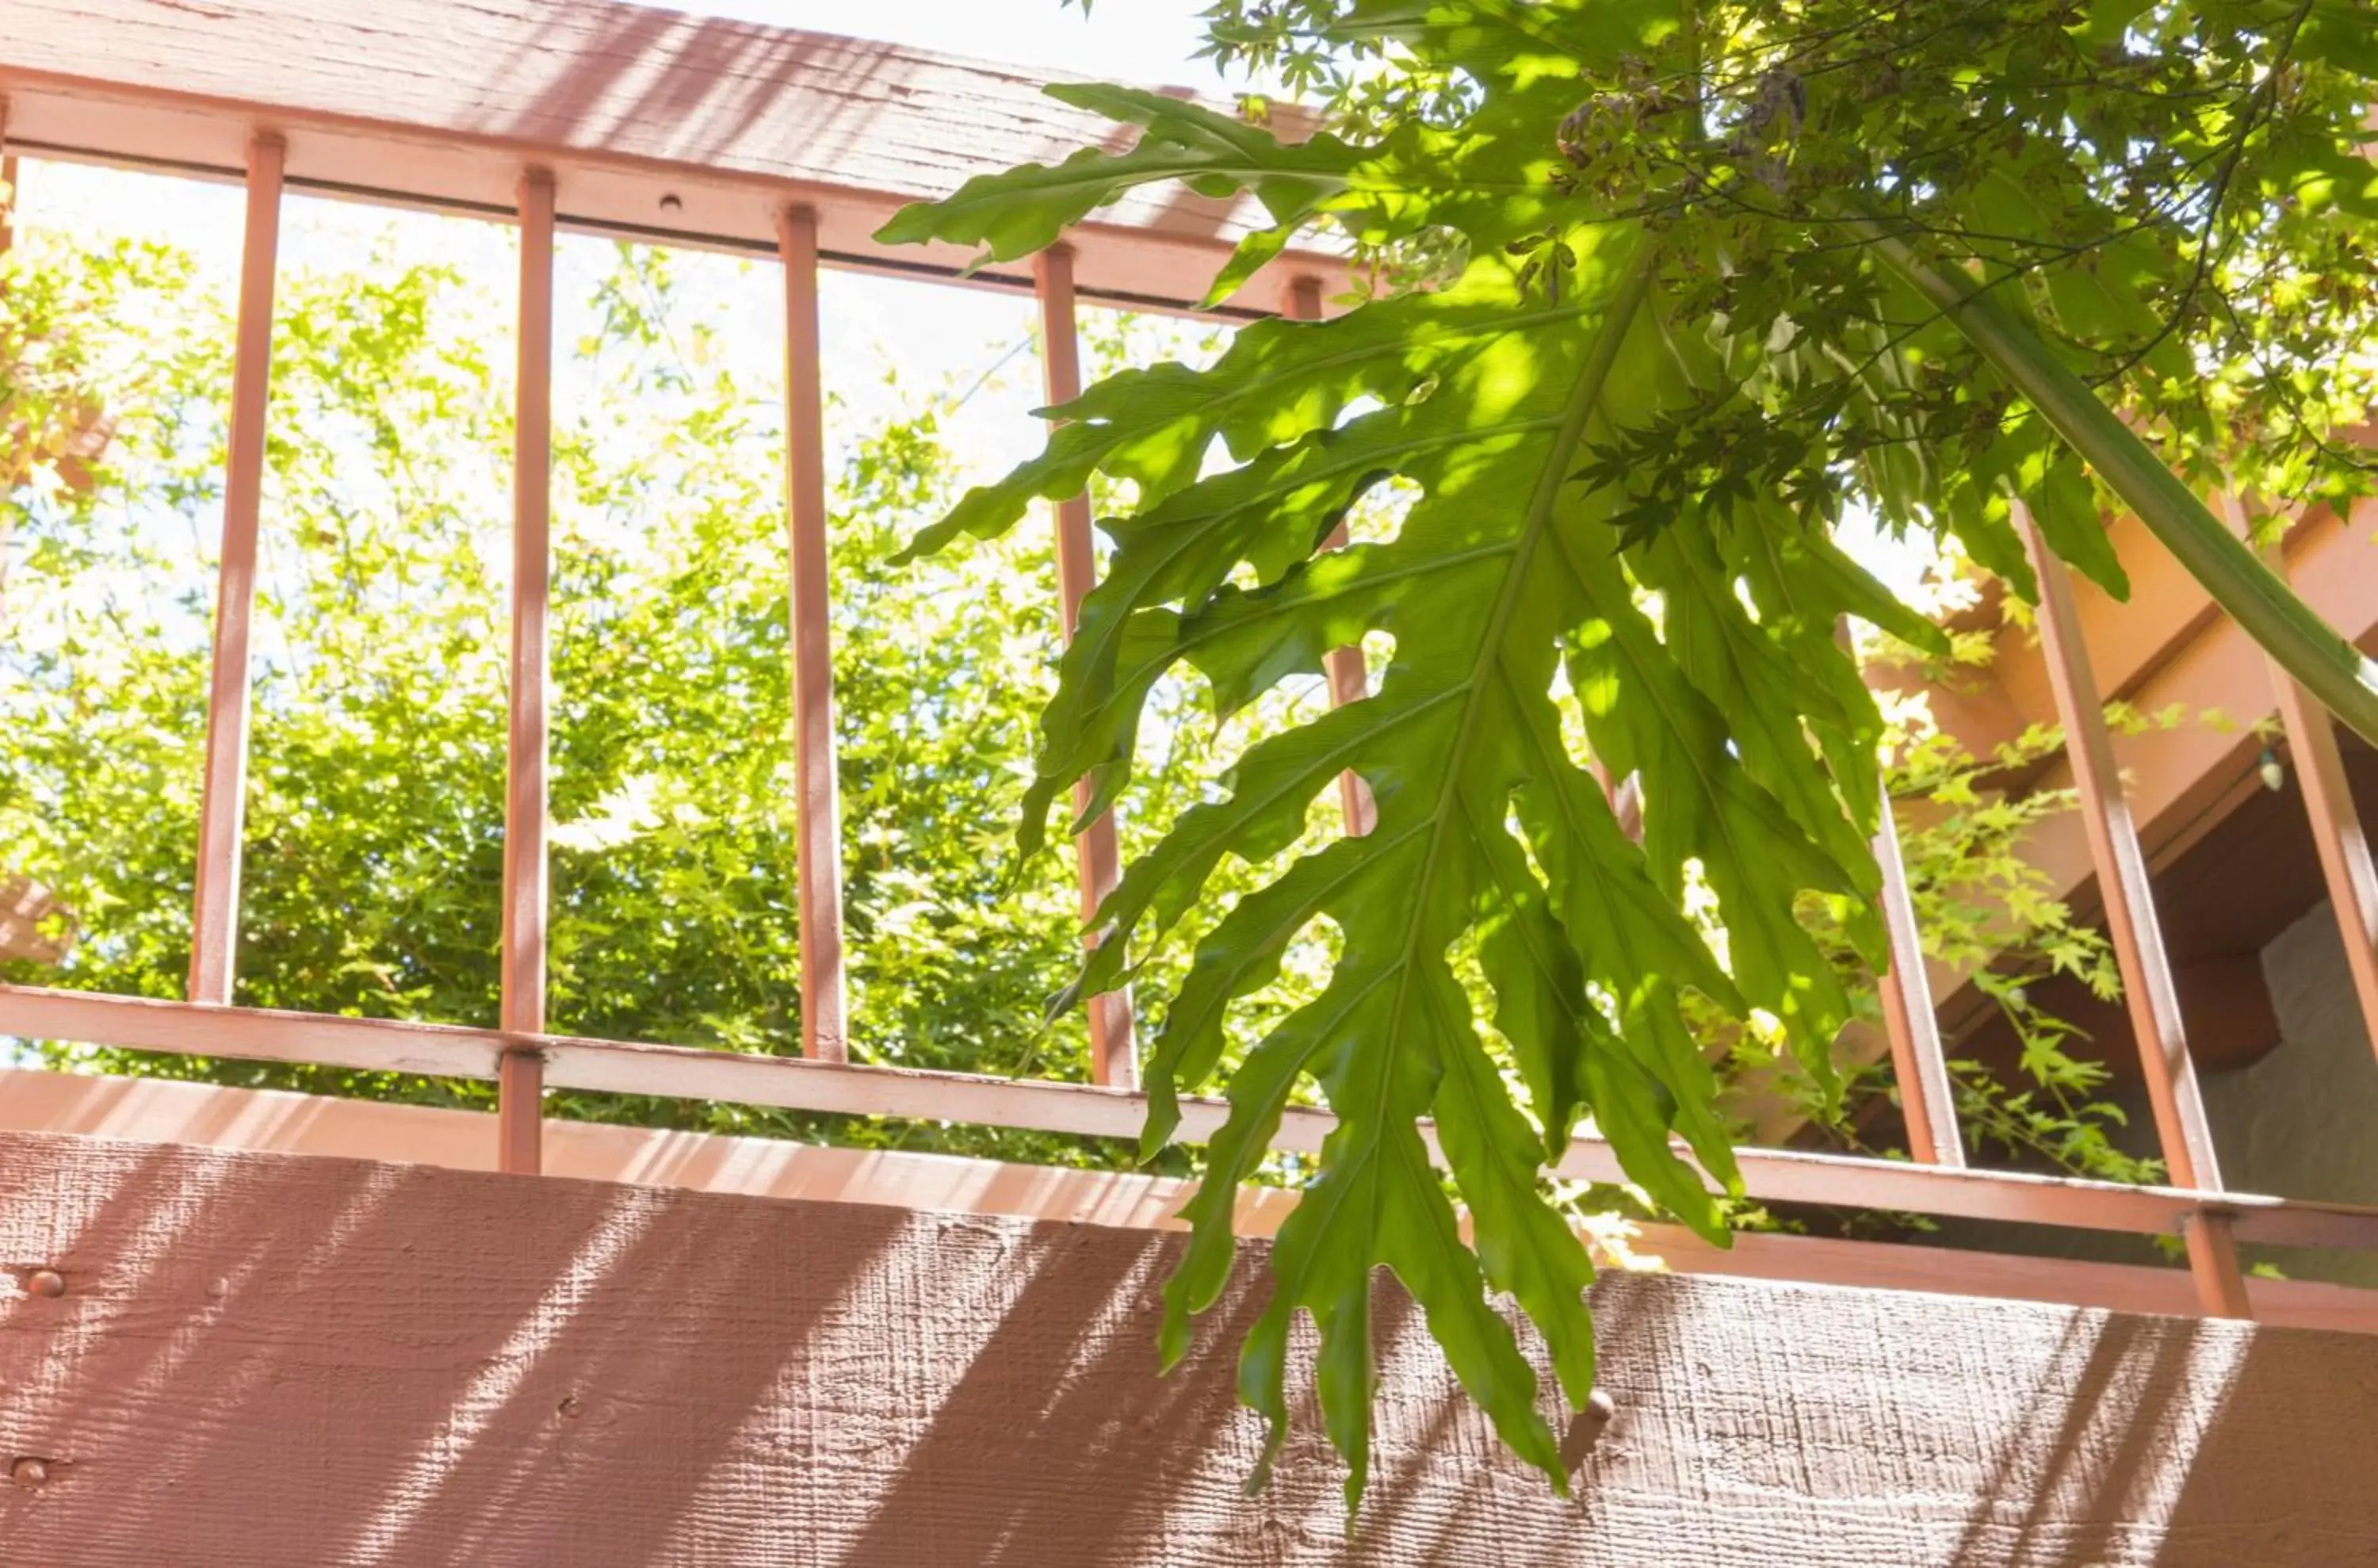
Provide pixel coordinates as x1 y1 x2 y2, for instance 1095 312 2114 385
6 1 2378 1325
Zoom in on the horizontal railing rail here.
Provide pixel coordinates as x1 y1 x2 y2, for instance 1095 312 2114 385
0 132 1316 323
11 982 2378 1255
4 0 2378 1328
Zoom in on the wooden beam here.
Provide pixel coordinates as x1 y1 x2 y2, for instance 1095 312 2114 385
2 1065 2369 1331
185 131 283 1007
1872 505 2251 766
774 204 848 1063
2023 512 2250 1318
2238 495 2378 1074
1869 780 1963 1166
1034 243 1135 1088
6 982 2377 1252
0 0 1349 318
0 1065 1300 1239
1285 273 1378 838
1895 499 2378 957
1764 498 2378 1145
6 1127 2378 1562
498 166 556 1175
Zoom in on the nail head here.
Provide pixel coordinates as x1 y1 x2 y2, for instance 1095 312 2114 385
25 1269 64 1299
10 1458 48 1489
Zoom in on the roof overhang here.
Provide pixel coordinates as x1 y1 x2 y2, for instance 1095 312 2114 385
0 0 1354 317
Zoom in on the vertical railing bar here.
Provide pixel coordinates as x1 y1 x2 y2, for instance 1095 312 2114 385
1870 782 1965 1168
2 98 17 641
498 166 556 1175
1 94 17 258
1285 274 1378 837
1033 243 1136 1088
2180 1207 2250 1319
1589 763 1644 843
1845 616 1963 1168
2223 494 2378 1068
2018 507 2250 1317
186 131 285 1008
774 203 849 1064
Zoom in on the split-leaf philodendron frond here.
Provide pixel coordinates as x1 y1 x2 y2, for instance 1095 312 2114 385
879 0 2378 1501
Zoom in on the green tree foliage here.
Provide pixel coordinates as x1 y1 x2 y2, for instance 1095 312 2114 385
877 0 2378 1499
0 224 1267 1166
1 212 2146 1189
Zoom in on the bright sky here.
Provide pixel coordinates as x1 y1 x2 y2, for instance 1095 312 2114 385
14 0 1245 521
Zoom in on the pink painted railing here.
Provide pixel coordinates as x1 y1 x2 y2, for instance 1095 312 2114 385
5 0 2378 1325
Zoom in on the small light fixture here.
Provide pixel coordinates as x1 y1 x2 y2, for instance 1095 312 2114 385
2259 747 2286 793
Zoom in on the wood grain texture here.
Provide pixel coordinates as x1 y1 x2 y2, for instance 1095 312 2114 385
4 1065 2374 1332
2 1129 2376 1565
0 0 1346 316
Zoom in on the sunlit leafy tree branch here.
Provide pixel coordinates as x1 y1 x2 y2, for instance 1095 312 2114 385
0 228 1284 1169
2 218 2147 1203
881 0 2378 1500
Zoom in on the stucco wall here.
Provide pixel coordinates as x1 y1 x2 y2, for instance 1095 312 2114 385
2197 900 2378 1283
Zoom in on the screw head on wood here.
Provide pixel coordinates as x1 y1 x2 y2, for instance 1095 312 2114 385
1560 1389 1619 1477
24 1269 65 1299
10 1458 48 1490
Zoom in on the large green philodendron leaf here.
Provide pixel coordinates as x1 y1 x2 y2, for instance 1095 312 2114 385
870 0 2378 1506
875 3 1917 1502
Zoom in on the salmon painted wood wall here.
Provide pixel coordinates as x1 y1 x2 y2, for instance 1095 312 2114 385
2 1129 2375 1566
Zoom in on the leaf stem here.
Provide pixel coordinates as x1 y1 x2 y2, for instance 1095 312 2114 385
1846 209 2378 746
